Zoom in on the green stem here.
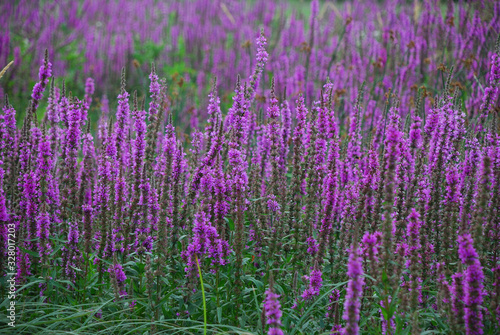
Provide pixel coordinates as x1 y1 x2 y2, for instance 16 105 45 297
216 270 220 307
195 254 207 335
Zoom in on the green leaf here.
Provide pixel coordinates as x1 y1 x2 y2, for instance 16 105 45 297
217 307 222 323
224 217 235 231
19 246 40 258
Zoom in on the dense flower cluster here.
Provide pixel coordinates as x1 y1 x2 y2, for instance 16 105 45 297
3 1 500 130
0 1 499 334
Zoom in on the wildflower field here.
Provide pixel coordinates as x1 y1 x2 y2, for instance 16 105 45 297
1 0 500 334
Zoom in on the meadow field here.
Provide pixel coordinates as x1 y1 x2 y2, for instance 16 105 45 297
0 0 499 334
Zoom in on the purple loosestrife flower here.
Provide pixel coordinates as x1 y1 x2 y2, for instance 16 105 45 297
161 121 177 168
82 201 93 254
30 126 42 160
79 129 95 204
436 262 452 320
81 77 94 124
306 236 319 256
458 234 485 335
267 194 280 215
93 126 114 263
441 164 461 265
331 325 342 334
451 270 465 331
326 289 341 330
381 105 402 279
409 113 422 151
17 123 31 177
228 146 248 197
248 30 269 101
294 94 309 147
131 94 147 197
182 211 226 277
407 209 423 310
423 104 440 140
313 100 328 170
346 103 362 183
363 148 380 223
225 76 249 147
135 175 153 254
79 128 95 243
212 157 230 238
63 221 82 283
148 65 161 121
115 69 130 165
186 115 224 208
342 245 364 335
112 170 127 254
205 79 222 150
459 139 481 235
98 95 109 142
35 135 53 260
489 53 500 85
470 154 491 260
427 101 453 172
60 97 82 218
492 266 500 328
361 231 382 278
147 182 160 234
266 82 281 120
45 80 60 154
108 262 127 298
31 50 52 117
265 81 285 260
225 79 250 296
113 263 126 285
64 98 82 170
479 53 500 118
84 78 95 106
301 268 323 300
189 130 204 167
156 121 177 254
314 135 340 264
1 97 17 164
287 94 309 251
385 106 403 164
264 288 284 335
265 80 283 205
16 247 32 283
58 83 70 130
169 143 185 252
303 99 327 246
21 169 38 260
280 97 291 171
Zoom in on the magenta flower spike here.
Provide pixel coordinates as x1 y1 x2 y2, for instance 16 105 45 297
264 287 284 335
458 234 485 335
342 245 365 335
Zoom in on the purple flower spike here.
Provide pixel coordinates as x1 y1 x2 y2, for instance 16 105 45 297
458 234 484 335
31 50 52 113
110 263 127 285
342 245 364 335
301 268 322 300
264 288 284 335
248 30 269 100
